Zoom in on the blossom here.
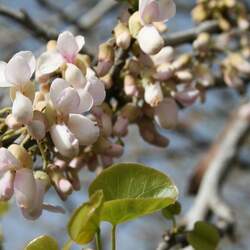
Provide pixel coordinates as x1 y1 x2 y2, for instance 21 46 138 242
137 0 176 54
144 82 163 107
36 31 85 80
0 146 63 219
0 51 35 89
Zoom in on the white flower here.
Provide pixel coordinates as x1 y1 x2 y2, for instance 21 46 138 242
0 51 35 88
137 0 176 54
36 31 85 80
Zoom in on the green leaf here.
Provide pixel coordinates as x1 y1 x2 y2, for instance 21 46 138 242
89 163 178 225
187 221 220 250
68 190 104 244
24 235 59 250
0 201 9 217
162 201 181 220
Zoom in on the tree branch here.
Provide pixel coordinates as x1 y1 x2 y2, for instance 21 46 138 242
157 103 250 250
0 4 57 41
37 0 117 31
164 20 220 46
185 103 250 228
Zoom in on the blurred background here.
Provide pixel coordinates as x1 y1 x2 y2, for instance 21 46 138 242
0 0 250 249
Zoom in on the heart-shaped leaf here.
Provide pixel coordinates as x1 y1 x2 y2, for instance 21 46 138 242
89 163 178 225
24 235 59 250
187 221 220 250
67 190 104 244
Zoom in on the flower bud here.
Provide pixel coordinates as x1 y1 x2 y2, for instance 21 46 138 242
113 116 129 137
223 66 244 89
154 98 178 129
151 46 174 66
172 54 191 71
144 82 163 107
120 103 141 122
192 4 207 23
34 171 50 190
124 74 139 96
175 70 193 82
96 43 114 77
154 63 173 81
193 32 211 51
50 124 79 158
229 53 250 75
194 64 214 87
8 144 32 169
114 22 131 50
173 89 199 107
138 118 169 147
128 11 143 38
137 25 164 55
5 114 22 130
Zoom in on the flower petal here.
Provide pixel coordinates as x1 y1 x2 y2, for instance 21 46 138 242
0 62 12 87
50 124 79 158
65 63 86 88
76 88 93 113
0 171 15 201
27 120 46 140
0 148 20 175
140 0 159 24
157 0 176 23
14 168 36 209
14 51 36 75
86 69 106 106
75 35 85 53
137 25 164 55
36 51 64 79
151 46 174 66
5 55 31 86
50 78 70 105
68 114 100 146
12 92 33 124
57 31 78 62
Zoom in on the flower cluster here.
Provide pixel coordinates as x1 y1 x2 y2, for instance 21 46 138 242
0 0 250 220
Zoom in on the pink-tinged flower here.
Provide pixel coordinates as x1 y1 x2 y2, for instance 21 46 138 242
21 172 64 220
50 78 93 115
14 168 36 209
0 171 15 201
36 31 85 80
137 0 176 54
139 0 176 25
50 124 80 158
0 147 20 175
154 98 178 129
173 88 200 107
85 68 106 106
144 82 163 107
0 51 35 88
65 65 106 106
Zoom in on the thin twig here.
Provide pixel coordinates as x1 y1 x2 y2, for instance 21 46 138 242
165 20 220 46
0 4 57 41
37 0 117 31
